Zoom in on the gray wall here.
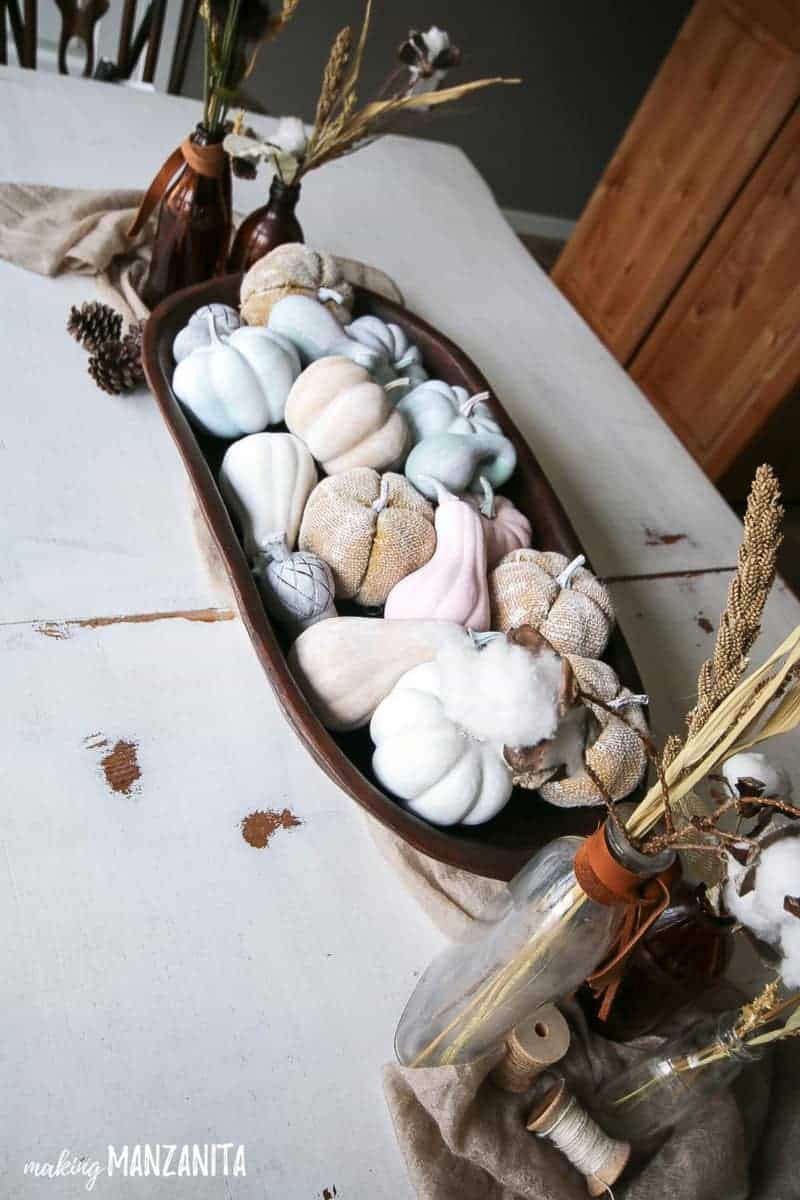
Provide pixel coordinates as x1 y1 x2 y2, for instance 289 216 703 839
183 1 693 221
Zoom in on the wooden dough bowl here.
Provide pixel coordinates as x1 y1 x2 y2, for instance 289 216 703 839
143 275 642 880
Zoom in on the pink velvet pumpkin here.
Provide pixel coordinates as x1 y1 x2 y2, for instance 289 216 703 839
465 489 532 567
383 482 490 629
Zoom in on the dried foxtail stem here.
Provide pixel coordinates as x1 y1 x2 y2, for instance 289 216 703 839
313 26 352 131
688 465 783 738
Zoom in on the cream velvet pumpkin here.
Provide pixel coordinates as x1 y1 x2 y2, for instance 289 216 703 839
219 432 317 557
240 244 354 325
370 661 513 826
489 550 615 658
299 468 435 605
285 357 409 475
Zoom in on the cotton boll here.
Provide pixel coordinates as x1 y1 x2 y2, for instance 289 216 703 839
436 636 561 750
723 868 782 944
778 919 800 989
751 838 800 922
722 752 792 801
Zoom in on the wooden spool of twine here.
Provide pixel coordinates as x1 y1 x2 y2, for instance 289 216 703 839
527 1078 630 1197
490 1004 571 1093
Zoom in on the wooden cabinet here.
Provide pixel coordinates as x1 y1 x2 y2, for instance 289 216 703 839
553 0 800 483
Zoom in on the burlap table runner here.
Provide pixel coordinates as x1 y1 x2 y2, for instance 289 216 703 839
0 183 402 322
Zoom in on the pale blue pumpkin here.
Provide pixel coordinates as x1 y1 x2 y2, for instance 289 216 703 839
405 431 517 502
268 294 382 371
172 318 301 438
396 382 503 446
345 315 428 393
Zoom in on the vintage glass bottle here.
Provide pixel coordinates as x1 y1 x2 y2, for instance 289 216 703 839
142 125 232 310
593 1011 762 1145
228 177 303 272
395 823 675 1067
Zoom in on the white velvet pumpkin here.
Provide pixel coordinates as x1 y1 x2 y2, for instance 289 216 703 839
285 356 409 474
370 660 513 826
219 432 317 557
172 320 301 438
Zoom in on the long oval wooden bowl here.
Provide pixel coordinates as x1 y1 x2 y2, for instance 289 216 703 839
143 275 642 881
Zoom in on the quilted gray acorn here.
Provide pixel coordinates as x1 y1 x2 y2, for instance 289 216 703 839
172 303 241 362
252 535 337 634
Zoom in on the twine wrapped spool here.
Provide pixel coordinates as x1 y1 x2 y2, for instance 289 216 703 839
527 1079 630 1197
490 1004 570 1093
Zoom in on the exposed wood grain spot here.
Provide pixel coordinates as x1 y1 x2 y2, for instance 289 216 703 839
99 739 141 796
643 526 689 546
602 566 735 585
241 808 301 849
76 607 234 629
697 613 714 634
34 622 70 639
83 732 109 751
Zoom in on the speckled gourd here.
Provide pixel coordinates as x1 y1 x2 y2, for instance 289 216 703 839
288 617 468 731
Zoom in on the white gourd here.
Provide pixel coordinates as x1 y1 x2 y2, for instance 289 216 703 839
172 318 301 438
172 303 241 362
288 617 468 731
268 295 382 370
252 535 336 634
370 661 513 826
219 432 317 557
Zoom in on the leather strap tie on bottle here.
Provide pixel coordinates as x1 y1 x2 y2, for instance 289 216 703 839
574 825 679 1022
127 138 229 240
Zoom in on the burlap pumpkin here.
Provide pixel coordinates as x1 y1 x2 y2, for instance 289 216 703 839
299 469 435 606
537 654 649 807
240 244 354 325
489 549 614 657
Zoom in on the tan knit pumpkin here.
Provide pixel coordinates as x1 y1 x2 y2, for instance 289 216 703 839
299 469 436 606
537 654 649 808
489 550 614 657
240 244 354 325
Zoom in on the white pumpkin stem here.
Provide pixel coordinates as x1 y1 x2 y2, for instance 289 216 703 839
317 286 344 306
372 475 392 513
555 554 586 590
478 475 496 519
254 533 292 565
395 346 419 370
385 376 411 393
459 390 491 418
469 629 503 649
608 693 649 710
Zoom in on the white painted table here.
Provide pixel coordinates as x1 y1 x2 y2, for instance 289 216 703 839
1 67 797 1198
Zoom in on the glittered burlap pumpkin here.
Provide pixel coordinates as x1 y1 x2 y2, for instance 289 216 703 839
299 468 435 606
240 244 354 326
537 654 649 807
489 549 614 657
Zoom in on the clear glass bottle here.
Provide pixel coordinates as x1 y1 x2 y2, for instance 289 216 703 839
593 1011 762 1145
395 823 674 1067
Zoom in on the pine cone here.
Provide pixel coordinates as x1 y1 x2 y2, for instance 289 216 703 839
88 334 144 396
67 301 123 353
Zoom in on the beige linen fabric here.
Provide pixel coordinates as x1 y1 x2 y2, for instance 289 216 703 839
0 183 403 323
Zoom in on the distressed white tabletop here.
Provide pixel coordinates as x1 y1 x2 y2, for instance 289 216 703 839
1 67 798 1198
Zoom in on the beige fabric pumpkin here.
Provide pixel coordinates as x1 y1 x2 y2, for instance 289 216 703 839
240 243 354 325
537 654 649 807
299 469 435 605
489 549 614 657
285 356 409 474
